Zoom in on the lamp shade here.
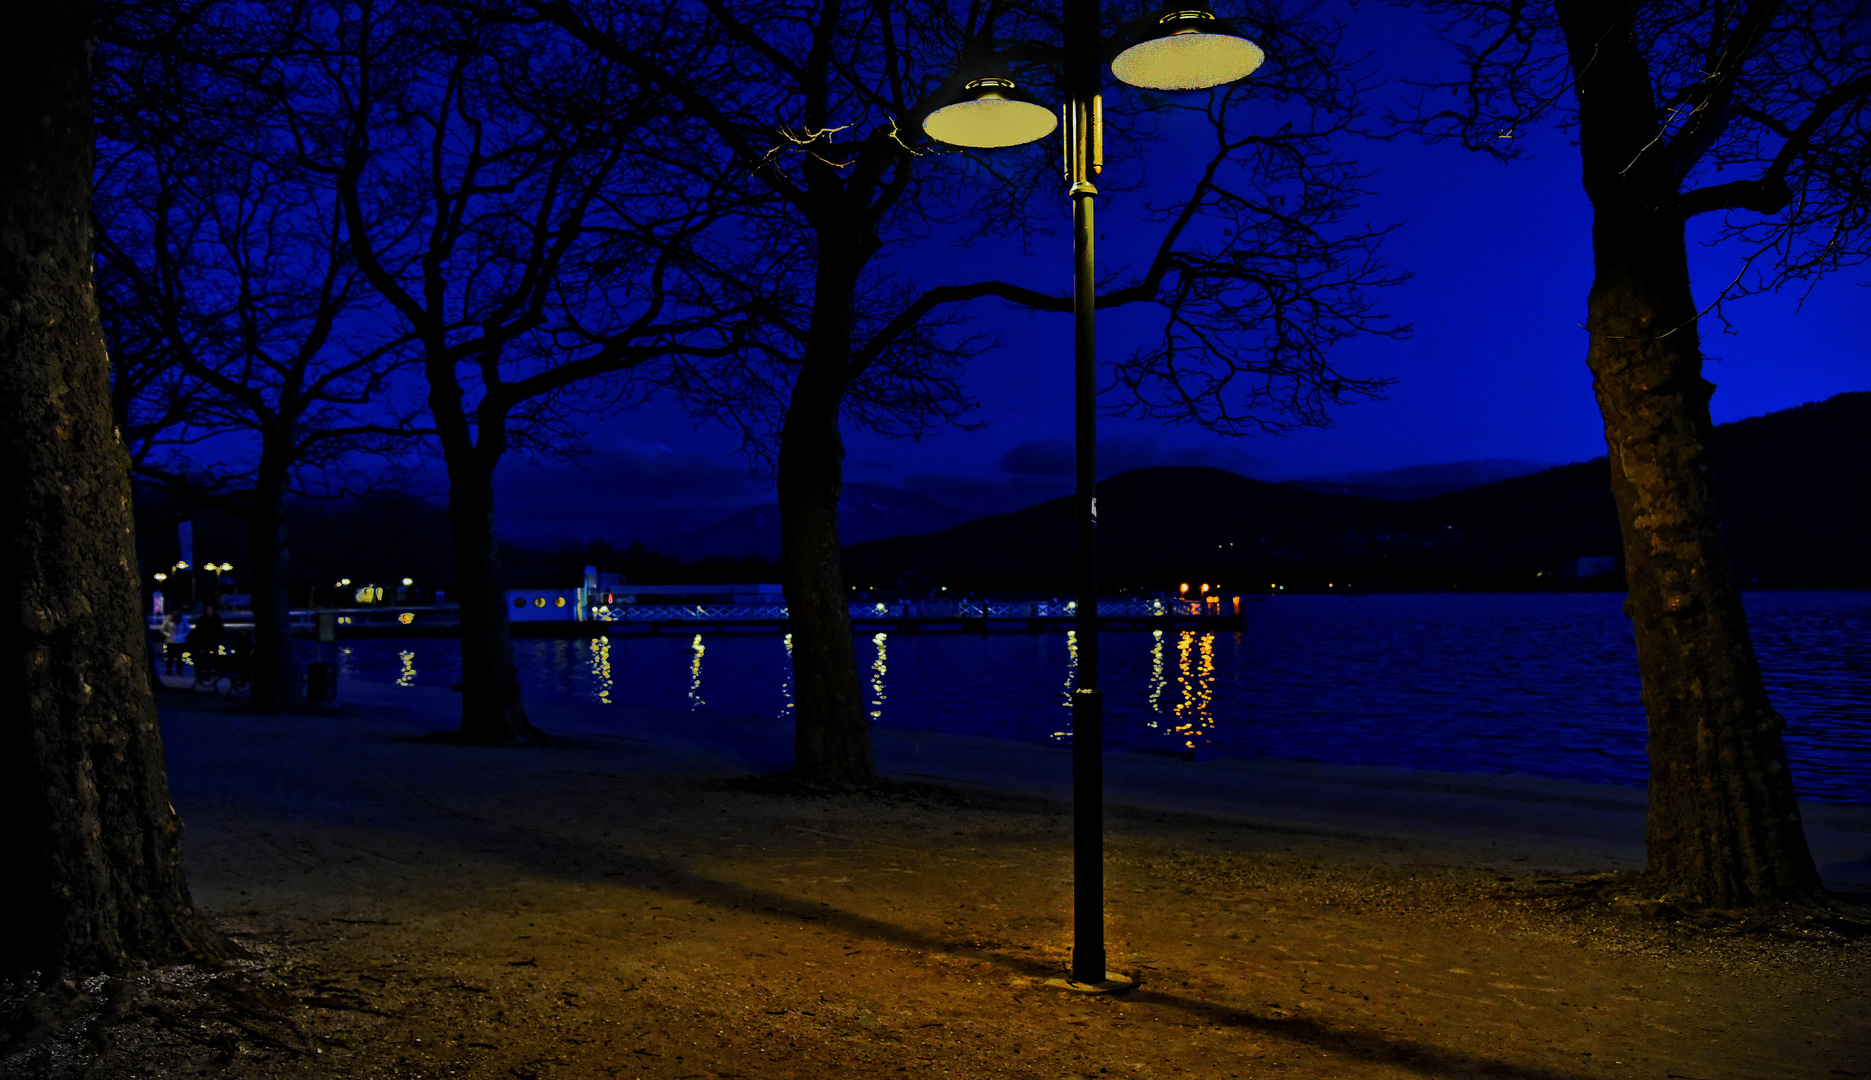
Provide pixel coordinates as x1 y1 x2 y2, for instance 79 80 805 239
1111 6 1265 91
923 77 1058 148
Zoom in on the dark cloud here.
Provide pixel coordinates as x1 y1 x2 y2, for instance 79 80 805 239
494 441 769 544
997 439 1075 477
995 436 1271 480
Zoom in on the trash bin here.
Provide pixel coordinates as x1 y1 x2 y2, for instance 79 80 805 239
306 662 336 702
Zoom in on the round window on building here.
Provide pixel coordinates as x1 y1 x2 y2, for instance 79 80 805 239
512 597 526 609
554 596 567 608
534 596 547 608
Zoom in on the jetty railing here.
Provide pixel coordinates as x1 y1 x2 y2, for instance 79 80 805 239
270 597 1231 632
592 597 1215 621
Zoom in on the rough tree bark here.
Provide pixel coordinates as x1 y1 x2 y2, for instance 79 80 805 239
0 0 224 973
1561 0 1821 907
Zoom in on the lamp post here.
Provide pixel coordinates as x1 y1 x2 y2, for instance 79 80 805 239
924 0 1263 989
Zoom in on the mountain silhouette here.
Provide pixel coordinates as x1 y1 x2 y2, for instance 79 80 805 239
843 392 1869 591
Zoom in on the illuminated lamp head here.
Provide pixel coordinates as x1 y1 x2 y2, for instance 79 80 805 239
922 49 1057 149
1111 4 1265 91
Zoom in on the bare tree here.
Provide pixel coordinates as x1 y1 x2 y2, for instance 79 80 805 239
526 0 1403 785
94 30 422 710
1 0 224 974
297 0 751 743
1396 0 1870 907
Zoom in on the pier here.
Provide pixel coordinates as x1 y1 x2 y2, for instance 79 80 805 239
282 600 1246 637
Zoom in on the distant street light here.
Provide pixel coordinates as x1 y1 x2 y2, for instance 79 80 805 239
925 0 1264 990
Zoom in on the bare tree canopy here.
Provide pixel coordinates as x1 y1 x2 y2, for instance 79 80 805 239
522 0 1407 783
292 0 755 742
1399 0 1869 295
95 5 426 709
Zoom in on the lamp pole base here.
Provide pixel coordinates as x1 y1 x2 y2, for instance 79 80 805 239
1045 972 1136 995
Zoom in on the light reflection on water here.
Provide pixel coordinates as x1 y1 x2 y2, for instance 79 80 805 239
870 632 888 721
306 591 1871 803
590 635 612 705
1148 630 1167 719
1170 631 1217 750
780 633 794 720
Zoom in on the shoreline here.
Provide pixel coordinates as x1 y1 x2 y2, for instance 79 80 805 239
166 675 1871 895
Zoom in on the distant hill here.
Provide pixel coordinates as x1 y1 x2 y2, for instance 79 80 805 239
843 392 1870 591
1286 459 1557 500
674 483 972 561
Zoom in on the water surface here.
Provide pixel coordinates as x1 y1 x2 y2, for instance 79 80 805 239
303 591 1869 802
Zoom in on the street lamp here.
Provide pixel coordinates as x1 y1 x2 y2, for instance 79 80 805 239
924 0 1263 990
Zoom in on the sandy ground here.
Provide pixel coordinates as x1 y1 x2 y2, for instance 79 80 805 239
4 675 1869 1080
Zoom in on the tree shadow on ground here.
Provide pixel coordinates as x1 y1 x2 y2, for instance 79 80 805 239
603 854 1599 1080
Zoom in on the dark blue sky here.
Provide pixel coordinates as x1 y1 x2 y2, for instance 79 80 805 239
494 3 1867 542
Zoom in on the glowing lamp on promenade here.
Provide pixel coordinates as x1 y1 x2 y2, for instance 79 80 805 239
1111 3 1265 91
923 76 1058 148
926 0 1268 992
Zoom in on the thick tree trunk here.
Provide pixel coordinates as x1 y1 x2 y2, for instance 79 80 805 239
1563 0 1822 907
1583 212 1821 907
445 452 538 744
244 456 303 710
778 365 875 785
0 1 224 973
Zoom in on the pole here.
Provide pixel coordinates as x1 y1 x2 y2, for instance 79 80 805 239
1065 0 1107 987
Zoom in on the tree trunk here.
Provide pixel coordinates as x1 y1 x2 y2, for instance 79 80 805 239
0 1 224 973
1564 0 1822 907
1583 212 1821 907
778 363 875 785
445 451 538 744
244 454 303 710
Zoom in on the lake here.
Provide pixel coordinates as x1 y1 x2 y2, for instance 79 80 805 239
300 591 1870 803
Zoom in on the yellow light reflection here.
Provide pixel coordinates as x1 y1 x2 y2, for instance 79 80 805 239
1147 629 1166 725
1171 631 1218 748
779 633 794 719
1063 629 1078 704
396 649 417 687
870 632 888 721
1053 630 1079 740
1147 630 1219 751
688 634 705 710
590 635 613 705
